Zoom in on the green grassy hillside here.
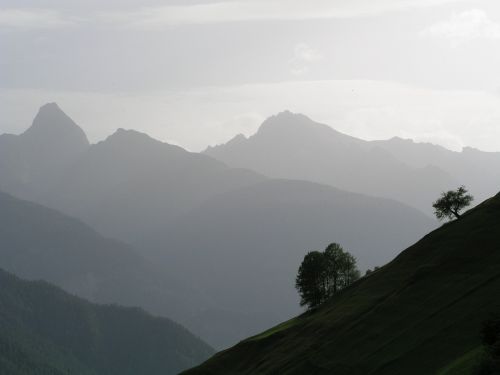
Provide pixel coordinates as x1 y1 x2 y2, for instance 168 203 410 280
0 269 214 375
184 193 500 375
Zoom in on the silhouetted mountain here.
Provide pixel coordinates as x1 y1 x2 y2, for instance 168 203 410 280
184 192 500 375
0 268 213 375
205 111 459 213
41 127 265 244
372 136 500 205
0 190 213 342
153 179 435 348
0 103 89 199
0 105 436 348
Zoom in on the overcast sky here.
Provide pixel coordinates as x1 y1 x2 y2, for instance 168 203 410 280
1 0 500 151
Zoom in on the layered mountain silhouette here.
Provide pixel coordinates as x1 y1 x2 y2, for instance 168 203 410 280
205 111 500 214
372 136 500 206
0 104 437 348
40 127 265 244
184 192 500 375
0 268 213 375
0 190 210 323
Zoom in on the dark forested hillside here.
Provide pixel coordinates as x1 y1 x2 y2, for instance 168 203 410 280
184 192 500 375
0 269 214 375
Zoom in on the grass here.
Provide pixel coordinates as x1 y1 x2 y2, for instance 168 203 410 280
436 347 483 375
183 193 500 375
247 317 300 342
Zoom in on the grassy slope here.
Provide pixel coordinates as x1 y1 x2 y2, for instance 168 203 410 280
436 347 484 375
0 269 214 375
184 193 500 375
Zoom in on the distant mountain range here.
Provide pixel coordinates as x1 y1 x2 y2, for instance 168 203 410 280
184 192 500 375
205 111 500 214
0 104 438 349
0 268 213 375
0 190 209 326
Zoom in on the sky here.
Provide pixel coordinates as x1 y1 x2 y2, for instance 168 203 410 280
1 0 500 151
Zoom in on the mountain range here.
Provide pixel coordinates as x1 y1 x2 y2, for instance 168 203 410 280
0 104 440 348
205 111 500 214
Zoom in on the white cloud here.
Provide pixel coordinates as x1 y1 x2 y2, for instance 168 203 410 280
422 9 500 45
0 8 74 30
288 43 323 76
0 0 466 31
99 0 465 29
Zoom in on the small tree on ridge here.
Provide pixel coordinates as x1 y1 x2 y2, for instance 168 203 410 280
432 186 473 221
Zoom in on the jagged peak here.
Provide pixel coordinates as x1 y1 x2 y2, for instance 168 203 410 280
22 102 89 148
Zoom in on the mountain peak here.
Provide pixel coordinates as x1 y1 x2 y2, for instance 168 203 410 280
100 128 188 157
264 110 313 125
106 128 160 145
255 111 346 142
23 103 89 150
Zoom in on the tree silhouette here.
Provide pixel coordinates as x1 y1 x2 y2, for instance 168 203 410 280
296 243 360 309
432 186 473 221
295 251 327 309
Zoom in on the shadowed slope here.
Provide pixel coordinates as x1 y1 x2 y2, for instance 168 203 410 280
184 192 500 375
0 269 213 375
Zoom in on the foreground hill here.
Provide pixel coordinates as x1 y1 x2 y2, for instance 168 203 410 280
205 111 500 214
184 192 500 375
0 269 213 375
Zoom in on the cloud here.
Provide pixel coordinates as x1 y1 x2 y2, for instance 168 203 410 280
288 43 323 76
99 0 465 29
422 9 500 45
0 8 74 30
0 0 465 30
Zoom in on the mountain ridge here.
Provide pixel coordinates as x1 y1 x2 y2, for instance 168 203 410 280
204 111 500 214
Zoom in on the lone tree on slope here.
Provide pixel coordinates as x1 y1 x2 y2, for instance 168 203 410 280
295 243 360 310
432 186 473 221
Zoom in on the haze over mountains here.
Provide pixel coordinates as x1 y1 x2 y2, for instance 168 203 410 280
0 103 441 349
0 190 208 325
206 111 500 214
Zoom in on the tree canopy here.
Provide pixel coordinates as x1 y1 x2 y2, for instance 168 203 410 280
432 186 473 221
295 243 360 309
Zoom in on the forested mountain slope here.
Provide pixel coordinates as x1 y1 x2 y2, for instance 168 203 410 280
0 269 213 375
